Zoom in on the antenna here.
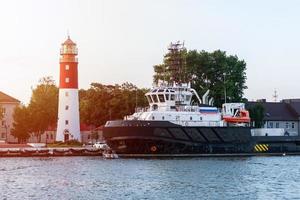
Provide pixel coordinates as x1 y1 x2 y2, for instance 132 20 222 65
273 89 278 102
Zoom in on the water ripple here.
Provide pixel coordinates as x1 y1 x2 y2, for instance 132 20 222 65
0 156 299 199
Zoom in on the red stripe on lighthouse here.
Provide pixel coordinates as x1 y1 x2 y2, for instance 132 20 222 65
59 62 78 89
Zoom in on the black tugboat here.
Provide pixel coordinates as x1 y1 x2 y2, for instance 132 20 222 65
103 81 258 156
103 82 300 157
103 42 300 157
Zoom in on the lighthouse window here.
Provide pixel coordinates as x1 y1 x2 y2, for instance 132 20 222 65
152 95 158 103
65 120 69 125
65 65 69 70
65 105 69 110
65 77 70 83
158 94 165 102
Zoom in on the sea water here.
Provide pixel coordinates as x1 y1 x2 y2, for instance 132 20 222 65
0 156 299 200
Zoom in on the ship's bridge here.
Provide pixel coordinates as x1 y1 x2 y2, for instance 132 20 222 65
145 85 193 112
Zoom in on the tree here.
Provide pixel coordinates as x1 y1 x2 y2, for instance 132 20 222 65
248 104 265 128
80 82 148 127
11 106 31 143
153 45 247 107
28 77 58 142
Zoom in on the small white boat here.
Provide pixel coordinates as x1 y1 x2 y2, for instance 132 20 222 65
103 150 118 159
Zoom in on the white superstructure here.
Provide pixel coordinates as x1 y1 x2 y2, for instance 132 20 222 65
126 83 250 127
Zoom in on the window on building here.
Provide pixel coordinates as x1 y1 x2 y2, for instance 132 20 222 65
190 116 192 120
162 116 165 120
65 77 70 83
65 120 69 125
50 134 53 140
65 65 69 70
292 122 295 129
269 122 273 128
286 122 289 129
276 122 279 128
200 117 202 121
1 133 5 138
46 134 49 139
1 121 5 126
65 92 69 97
65 105 69 110
1 108 5 115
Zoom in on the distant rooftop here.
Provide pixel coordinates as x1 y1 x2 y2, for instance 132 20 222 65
247 99 300 121
0 91 20 103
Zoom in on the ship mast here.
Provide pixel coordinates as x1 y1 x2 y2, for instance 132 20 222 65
164 41 187 85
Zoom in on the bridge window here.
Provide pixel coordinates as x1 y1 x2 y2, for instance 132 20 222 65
186 95 191 101
170 94 175 100
165 94 169 101
146 95 153 103
152 95 158 103
158 94 165 102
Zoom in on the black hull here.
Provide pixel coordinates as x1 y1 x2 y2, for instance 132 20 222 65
103 120 300 156
104 120 254 154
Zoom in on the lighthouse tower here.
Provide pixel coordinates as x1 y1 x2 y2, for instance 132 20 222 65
56 36 81 142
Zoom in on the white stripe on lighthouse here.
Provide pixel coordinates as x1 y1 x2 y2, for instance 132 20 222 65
56 88 81 142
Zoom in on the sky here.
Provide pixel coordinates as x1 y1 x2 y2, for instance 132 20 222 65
0 0 299 104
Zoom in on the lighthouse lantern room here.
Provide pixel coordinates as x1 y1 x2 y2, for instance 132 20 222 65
56 36 81 142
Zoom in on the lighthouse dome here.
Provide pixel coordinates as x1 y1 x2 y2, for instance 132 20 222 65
60 36 77 55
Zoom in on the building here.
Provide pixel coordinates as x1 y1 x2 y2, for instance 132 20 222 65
247 99 300 136
56 36 81 142
0 91 20 143
80 125 104 144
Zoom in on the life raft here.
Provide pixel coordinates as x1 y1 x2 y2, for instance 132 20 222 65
223 110 251 123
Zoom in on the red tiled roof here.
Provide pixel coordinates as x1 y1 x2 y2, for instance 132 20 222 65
0 91 20 103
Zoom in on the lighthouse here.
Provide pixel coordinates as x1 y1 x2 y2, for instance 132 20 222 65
56 36 81 142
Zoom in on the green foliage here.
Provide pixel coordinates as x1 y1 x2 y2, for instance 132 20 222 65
27 77 58 142
154 48 247 107
11 106 31 143
248 104 265 128
80 82 148 127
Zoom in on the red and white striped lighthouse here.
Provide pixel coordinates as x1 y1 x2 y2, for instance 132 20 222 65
56 36 81 142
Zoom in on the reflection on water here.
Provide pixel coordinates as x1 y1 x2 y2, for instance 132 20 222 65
0 156 299 199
